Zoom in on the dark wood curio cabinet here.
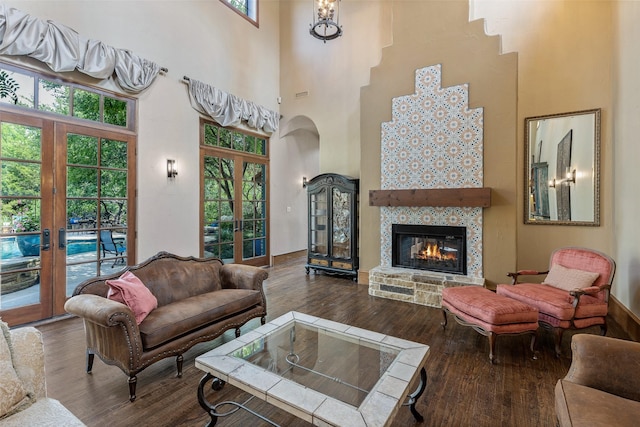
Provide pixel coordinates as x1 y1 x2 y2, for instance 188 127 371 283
305 173 359 279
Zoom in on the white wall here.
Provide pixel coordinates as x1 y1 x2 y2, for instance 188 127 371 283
5 0 281 261
270 125 319 257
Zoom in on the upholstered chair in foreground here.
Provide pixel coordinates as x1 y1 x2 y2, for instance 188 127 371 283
0 322 85 425
555 334 640 426
497 247 615 357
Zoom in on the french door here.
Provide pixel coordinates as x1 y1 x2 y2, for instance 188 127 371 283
0 112 135 325
201 150 269 267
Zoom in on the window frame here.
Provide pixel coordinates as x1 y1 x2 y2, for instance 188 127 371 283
0 61 136 132
199 118 270 266
220 0 259 28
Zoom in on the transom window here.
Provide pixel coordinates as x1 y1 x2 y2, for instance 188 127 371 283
203 122 267 156
220 0 259 27
0 62 134 131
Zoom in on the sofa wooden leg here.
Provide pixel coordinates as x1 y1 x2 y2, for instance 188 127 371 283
128 376 137 402
235 328 241 338
261 316 266 325
86 351 94 373
176 354 183 378
441 309 448 329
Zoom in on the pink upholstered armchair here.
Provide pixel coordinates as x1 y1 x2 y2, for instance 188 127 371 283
496 247 616 357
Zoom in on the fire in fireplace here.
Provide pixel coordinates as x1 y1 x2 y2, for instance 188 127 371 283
392 224 467 275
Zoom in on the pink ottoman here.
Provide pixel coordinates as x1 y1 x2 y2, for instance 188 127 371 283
441 286 539 363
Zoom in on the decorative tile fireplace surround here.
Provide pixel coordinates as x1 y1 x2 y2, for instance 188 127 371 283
369 65 485 308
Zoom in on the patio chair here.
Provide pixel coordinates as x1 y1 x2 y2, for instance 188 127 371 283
99 229 126 267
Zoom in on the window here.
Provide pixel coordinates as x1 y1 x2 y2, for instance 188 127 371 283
200 119 269 266
0 62 136 325
0 62 134 131
220 0 259 27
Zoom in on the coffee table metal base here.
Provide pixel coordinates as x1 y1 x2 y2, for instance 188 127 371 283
197 368 428 426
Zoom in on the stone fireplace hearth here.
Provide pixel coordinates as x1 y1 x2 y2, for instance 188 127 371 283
368 64 486 308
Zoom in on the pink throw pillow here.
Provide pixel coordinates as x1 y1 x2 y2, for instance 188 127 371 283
107 271 158 324
542 264 600 292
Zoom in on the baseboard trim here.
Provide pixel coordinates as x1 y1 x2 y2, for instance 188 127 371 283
358 270 369 285
271 250 306 266
609 295 640 342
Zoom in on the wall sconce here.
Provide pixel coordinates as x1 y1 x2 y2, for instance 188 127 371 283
167 159 178 178
302 176 308 188
548 169 576 188
565 169 576 184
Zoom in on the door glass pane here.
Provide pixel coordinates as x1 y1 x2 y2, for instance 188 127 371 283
242 162 266 261
203 155 235 262
66 134 128 297
67 199 98 231
100 139 127 168
66 231 99 297
38 80 70 115
310 189 328 256
72 89 100 121
68 134 98 165
0 122 43 310
332 188 352 259
103 98 127 127
0 70 34 108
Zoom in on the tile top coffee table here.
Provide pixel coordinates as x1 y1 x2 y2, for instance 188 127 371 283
195 311 429 427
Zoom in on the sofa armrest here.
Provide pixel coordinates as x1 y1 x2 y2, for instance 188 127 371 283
64 294 139 330
564 334 640 402
220 264 268 291
64 294 143 370
10 327 46 399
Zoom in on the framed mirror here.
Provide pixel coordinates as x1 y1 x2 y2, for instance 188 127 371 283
525 109 601 226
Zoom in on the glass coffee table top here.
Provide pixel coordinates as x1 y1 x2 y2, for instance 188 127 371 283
196 311 429 426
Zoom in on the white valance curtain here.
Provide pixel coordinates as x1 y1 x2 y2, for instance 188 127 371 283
0 4 161 93
187 78 279 134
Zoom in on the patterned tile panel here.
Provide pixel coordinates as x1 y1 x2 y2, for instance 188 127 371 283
379 64 484 279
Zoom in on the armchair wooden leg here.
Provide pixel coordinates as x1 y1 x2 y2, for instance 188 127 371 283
441 309 448 329
176 354 183 378
261 316 266 325
128 375 137 402
86 350 94 373
530 330 538 360
600 322 608 336
235 327 241 338
488 332 497 364
552 327 564 358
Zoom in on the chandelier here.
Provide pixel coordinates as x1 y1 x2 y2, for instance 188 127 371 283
310 0 342 42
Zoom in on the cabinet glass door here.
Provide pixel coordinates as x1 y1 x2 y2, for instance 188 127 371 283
309 189 327 255
332 188 352 259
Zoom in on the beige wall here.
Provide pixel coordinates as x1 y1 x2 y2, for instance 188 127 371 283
612 1 640 317
360 1 517 286
471 1 629 307
278 0 392 179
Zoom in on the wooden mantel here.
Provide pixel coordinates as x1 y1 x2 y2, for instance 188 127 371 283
369 188 491 207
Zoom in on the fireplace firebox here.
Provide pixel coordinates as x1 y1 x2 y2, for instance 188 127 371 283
392 224 467 275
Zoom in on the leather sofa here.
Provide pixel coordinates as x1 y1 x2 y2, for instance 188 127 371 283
555 334 640 426
64 251 268 402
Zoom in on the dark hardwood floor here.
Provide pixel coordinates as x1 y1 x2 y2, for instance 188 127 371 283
35 258 629 427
